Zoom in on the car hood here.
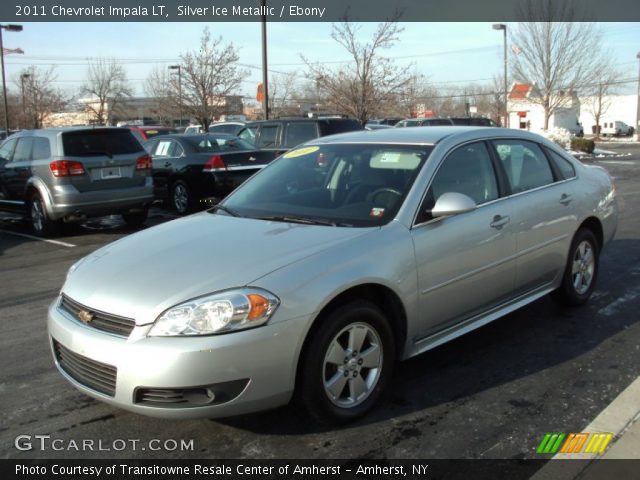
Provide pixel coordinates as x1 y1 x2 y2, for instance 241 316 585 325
62 213 373 325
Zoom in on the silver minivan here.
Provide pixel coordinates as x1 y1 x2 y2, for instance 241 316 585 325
0 127 154 236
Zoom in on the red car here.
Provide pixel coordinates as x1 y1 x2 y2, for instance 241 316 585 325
126 126 179 143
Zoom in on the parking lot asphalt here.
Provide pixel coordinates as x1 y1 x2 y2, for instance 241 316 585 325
1 146 640 464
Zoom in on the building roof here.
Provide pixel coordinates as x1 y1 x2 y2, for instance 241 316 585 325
509 83 532 100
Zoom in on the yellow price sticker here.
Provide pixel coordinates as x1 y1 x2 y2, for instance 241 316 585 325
283 146 320 159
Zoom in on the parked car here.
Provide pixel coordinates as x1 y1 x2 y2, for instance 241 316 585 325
601 121 634 137
395 118 454 127
208 122 246 135
367 118 402 126
0 127 153 236
183 124 203 134
48 127 617 423
144 133 277 214
450 117 498 127
126 126 179 143
236 117 363 156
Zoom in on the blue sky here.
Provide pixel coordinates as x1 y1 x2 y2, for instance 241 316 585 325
3 22 640 101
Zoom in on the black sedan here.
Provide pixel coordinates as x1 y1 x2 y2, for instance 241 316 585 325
144 134 278 214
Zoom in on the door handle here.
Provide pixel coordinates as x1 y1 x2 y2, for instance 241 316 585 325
164 162 172 168
560 193 573 205
490 215 510 229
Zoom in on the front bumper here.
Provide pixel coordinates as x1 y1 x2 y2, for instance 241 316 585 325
47 298 306 419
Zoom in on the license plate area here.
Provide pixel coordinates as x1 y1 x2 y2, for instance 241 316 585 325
99 167 121 179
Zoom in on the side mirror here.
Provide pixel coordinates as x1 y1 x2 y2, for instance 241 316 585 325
431 192 477 218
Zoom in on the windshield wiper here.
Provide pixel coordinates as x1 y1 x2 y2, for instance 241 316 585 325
209 204 242 217
256 215 338 226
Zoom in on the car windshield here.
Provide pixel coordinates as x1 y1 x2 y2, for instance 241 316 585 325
183 135 255 152
220 143 433 227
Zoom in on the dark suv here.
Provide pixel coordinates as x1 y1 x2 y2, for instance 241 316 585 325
0 127 154 236
237 117 363 155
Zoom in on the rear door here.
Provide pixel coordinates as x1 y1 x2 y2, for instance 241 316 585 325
150 138 184 197
4 136 33 200
489 139 577 295
60 129 148 192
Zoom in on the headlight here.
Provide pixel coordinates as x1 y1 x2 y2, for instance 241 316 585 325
148 288 279 337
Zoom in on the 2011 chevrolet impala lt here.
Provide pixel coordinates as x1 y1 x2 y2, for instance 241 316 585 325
48 127 617 423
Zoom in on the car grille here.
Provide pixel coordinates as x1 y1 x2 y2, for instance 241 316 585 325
53 339 117 397
59 295 136 337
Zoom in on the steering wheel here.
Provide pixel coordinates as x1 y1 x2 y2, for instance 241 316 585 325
369 187 402 205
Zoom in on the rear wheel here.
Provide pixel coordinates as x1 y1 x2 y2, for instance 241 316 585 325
298 300 395 424
28 192 60 237
552 228 599 306
171 180 191 215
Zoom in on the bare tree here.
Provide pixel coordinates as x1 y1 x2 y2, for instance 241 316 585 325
144 65 176 125
81 58 133 125
583 62 619 139
302 16 413 123
15 66 67 129
269 72 301 118
175 28 247 130
510 0 604 129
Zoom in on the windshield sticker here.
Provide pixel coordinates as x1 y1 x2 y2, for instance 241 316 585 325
369 207 385 218
283 146 320 158
378 153 400 163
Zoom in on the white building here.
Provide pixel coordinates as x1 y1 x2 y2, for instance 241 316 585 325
578 94 638 135
507 83 582 135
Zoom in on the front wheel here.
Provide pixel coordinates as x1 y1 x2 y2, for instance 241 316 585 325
298 300 395 424
552 228 599 306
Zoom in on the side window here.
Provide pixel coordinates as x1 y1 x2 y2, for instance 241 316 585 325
13 137 34 162
167 141 184 157
492 140 554 193
422 141 498 216
283 123 318 148
31 137 51 160
545 148 576 180
0 138 18 161
257 125 279 148
153 140 173 157
238 126 257 144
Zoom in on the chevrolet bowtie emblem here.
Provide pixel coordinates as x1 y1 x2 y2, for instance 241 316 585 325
78 310 94 324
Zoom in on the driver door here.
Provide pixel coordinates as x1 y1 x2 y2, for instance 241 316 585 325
410 141 516 337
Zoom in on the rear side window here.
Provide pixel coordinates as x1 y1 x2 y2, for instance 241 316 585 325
32 137 51 160
492 140 554 193
0 138 17 160
320 119 362 135
238 126 258 144
257 125 279 148
545 148 576 180
283 123 318 148
13 137 34 162
62 130 142 156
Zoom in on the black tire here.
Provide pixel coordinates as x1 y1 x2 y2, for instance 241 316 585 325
27 192 61 237
122 209 148 228
297 300 395 424
171 180 191 215
552 228 599 306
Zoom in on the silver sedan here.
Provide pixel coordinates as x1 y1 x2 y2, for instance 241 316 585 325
48 127 617 423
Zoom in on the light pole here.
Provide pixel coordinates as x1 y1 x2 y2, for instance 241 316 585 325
492 23 508 128
20 72 29 129
261 0 269 120
168 65 182 127
635 51 640 142
0 24 23 133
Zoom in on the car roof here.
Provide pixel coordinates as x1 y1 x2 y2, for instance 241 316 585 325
306 126 544 146
8 127 131 136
